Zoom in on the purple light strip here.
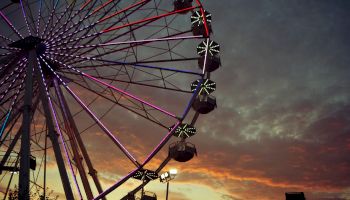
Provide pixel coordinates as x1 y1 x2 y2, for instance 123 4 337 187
19 0 32 35
45 0 100 43
83 73 177 118
46 0 149 47
48 28 99 46
0 56 25 72
0 58 25 86
0 46 20 51
0 11 23 38
65 85 140 166
43 54 178 118
0 60 26 104
142 121 181 164
0 34 14 43
45 51 201 76
93 121 181 199
39 56 140 167
49 98 83 199
0 58 25 79
41 2 60 39
43 1 74 40
0 52 14 56
9 72 26 110
202 38 210 75
36 58 83 199
0 73 25 141
36 0 43 36
45 0 128 45
51 35 204 49
45 1 87 41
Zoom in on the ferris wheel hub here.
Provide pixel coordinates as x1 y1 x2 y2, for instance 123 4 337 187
8 36 47 55
9 36 42 49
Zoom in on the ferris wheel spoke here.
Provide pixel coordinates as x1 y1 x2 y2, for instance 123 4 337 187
0 3 13 11
68 78 170 129
0 53 14 57
19 0 32 36
39 57 140 168
90 0 116 15
51 84 95 200
97 0 150 23
41 0 62 39
43 0 78 40
94 121 180 199
65 85 140 167
45 0 102 43
53 78 104 199
35 0 43 36
45 52 202 76
0 59 26 85
23 1 38 30
0 68 26 106
128 57 200 65
49 0 160 50
102 5 197 33
0 54 23 68
0 34 14 43
0 57 26 83
0 90 22 108
0 109 21 149
55 54 199 92
47 0 141 48
62 28 195 64
0 46 20 51
0 58 26 85
49 4 123 51
0 80 25 142
80 0 93 10
48 96 84 200
45 54 178 118
0 79 27 144
60 69 193 94
36 55 81 199
0 80 27 110
0 11 24 39
0 81 25 104
51 35 203 51
59 58 194 93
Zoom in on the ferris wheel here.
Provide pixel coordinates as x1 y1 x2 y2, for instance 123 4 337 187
0 0 221 199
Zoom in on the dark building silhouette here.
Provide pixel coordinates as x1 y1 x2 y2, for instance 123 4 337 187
285 192 306 200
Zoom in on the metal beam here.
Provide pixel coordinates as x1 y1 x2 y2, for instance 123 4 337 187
34 59 75 200
0 97 39 174
18 50 35 200
53 78 106 200
53 78 94 200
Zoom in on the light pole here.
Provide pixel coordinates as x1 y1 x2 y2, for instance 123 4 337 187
160 169 178 200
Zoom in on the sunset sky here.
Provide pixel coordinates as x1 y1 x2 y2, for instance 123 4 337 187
184 1 350 199
0 0 350 200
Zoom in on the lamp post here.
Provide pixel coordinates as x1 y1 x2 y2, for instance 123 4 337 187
160 169 177 200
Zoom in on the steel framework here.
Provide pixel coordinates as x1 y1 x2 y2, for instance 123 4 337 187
0 0 221 199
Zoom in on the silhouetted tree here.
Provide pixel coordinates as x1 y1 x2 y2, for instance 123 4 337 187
7 185 59 200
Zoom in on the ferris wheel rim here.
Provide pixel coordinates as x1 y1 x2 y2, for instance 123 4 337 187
0 0 218 199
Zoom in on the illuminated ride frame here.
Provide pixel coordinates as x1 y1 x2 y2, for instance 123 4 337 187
0 0 221 199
